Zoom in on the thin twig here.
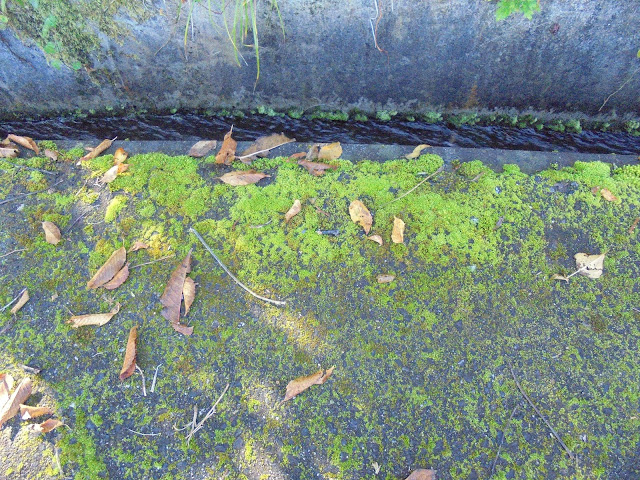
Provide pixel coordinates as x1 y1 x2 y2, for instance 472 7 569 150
489 405 518 478
65 206 97 233
0 248 26 259
135 365 147 397
380 166 443 208
189 227 286 306
249 219 273 229
54 447 63 477
0 159 57 175
598 65 640 112
185 383 230 445
129 254 176 269
508 363 575 460
150 364 162 393
0 179 64 206
235 140 294 161
0 287 27 313
126 427 161 436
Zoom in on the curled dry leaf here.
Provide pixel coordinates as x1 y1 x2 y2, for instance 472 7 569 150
119 326 138 381
239 133 294 163
367 234 383 246
405 144 431 160
574 252 605 279
600 188 618 202
285 199 302 223
103 263 130 290
0 377 32 427
349 200 373 234
42 221 62 245
318 142 342 161
283 366 335 403
0 146 19 158
129 241 149 252
183 277 196 316
0 373 14 406
67 303 120 328
377 274 396 283
26 418 64 434
101 164 120 183
44 149 58 161
297 159 338 176
551 273 569 283
117 163 129 174
87 246 127 289
7 134 39 155
189 140 217 158
392 216 405 244
215 128 237 165
405 469 437 480
113 147 128 164
219 171 270 186
20 404 53 420
629 217 640 234
80 138 115 161
160 250 193 335
10 289 29 315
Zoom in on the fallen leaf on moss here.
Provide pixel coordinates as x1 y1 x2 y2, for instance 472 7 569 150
392 216 405 244
119 326 138 381
574 252 605 279
405 144 431 159
189 140 217 158
10 289 29 315
171 322 193 336
183 277 196 316
44 149 58 161
219 171 270 186
629 217 640 234
67 303 120 328
160 250 192 331
20 404 53 420
349 200 373 234
377 274 396 283
551 273 569 283
285 199 302 223
81 138 115 161
42 221 61 245
117 163 129 174
7 134 39 155
318 142 342 161
101 165 120 183
26 418 64 434
87 247 126 289
405 469 437 480
0 377 32 427
239 133 293 163
0 147 18 158
297 159 338 176
0 374 14 406
103 263 129 290
215 128 237 165
367 234 383 245
129 241 149 252
591 186 601 195
600 188 618 202
113 147 128 164
283 367 334 402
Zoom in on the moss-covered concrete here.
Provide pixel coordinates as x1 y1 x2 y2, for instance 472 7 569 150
1 145 639 479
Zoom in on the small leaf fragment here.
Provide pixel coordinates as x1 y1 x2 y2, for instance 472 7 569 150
129 241 149 252
405 469 437 480
87 247 127 289
20 404 53 420
10 289 29 314
171 322 193 336
318 142 342 161
67 303 120 328
215 128 237 165
103 263 129 290
0 373 14 407
283 367 335 402
574 252 605 279
160 250 192 325
629 217 640 234
600 188 618 202
367 234 383 245
44 149 58 161
113 147 128 164
551 273 569 283
101 164 120 183
239 133 293 162
189 140 217 158
80 138 114 161
405 144 431 159
183 277 196 316
377 274 396 283
42 221 62 245
349 200 373 234
219 171 270 186
297 159 338 176
0 377 32 427
119 326 138 381
7 134 39 155
392 216 405 244
0 147 18 158
284 199 302 223
26 418 64 434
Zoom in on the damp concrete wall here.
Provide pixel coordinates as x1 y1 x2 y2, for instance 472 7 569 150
0 0 638 118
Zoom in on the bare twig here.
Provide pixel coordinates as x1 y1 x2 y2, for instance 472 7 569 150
0 248 26 259
598 65 640 112
235 140 294 161
19 364 41 374
0 179 64 206
0 287 27 313
135 365 147 397
380 165 444 208
489 405 518 478
126 427 161 436
249 219 273 229
190 227 286 306
185 383 230 445
508 363 575 460
54 447 63 477
65 206 98 233
130 254 176 269
150 364 162 393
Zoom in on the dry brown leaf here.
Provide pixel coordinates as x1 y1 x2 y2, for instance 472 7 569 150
103 263 129 290
591 186 601 195
80 138 114 161
600 188 618 202
160 250 192 325
215 128 237 165
349 200 373 234
26 418 64 434
189 140 217 158
42 221 62 245
574 252 605 279
44 149 58 161
629 217 640 234
285 199 302 223
183 277 196 316
367 235 383 245
101 164 120 183
117 163 129 174
239 133 294 163
551 273 569 283
405 144 431 159
171 322 194 336
392 216 405 244
119 326 138 381
0 377 32 427
377 274 396 283
318 142 342 161
113 147 128 164
7 134 39 155
87 247 127 289
129 241 149 252
0 147 19 158
10 289 29 315
405 469 437 480
283 367 335 402
67 303 120 328
20 404 53 420
297 159 338 176
219 171 270 186
0 373 14 406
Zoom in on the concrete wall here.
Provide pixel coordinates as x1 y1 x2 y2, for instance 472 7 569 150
0 0 638 117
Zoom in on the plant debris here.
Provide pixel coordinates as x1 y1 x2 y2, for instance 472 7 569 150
20 404 53 420
67 303 120 328
182 277 196 316
574 252 605 279
26 418 64 434
160 250 193 335
297 159 338 176
367 234 383 245
405 144 431 159
0 377 32 427
318 142 342 161
81 138 115 162
120 326 138 381
87 247 127 289
405 469 437 480
219 171 270 186
7 134 39 155
10 289 29 315
189 140 217 158
129 241 149 252
42 221 62 245
103 263 130 290
284 199 302 223
349 200 373 234
377 274 396 283
113 147 128 164
392 216 405 243
215 128 237 165
283 367 335 403
238 133 293 163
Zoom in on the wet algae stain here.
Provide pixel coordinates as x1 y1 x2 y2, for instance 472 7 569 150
0 147 640 479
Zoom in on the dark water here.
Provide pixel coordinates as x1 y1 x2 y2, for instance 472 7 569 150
1 113 639 155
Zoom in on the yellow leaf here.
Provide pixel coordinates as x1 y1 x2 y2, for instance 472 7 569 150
392 216 405 244
349 200 373 234
183 277 196 316
600 188 618 202
113 147 128 164
377 274 395 283
284 199 302 223
318 142 342 161
405 144 431 159
189 140 217 158
367 234 383 245
67 303 120 328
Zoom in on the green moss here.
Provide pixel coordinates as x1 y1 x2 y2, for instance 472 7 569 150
104 195 128 222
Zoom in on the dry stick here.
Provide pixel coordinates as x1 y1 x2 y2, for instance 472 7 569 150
598 65 640 112
126 428 161 436
380 166 444 208
65 206 98 233
135 365 147 397
249 219 273 229
489 405 518 478
0 179 64 206
189 227 286 306
235 140 294 161
508 364 575 460
185 383 230 445
0 248 26 259
150 364 162 393
130 254 176 269
0 287 27 313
